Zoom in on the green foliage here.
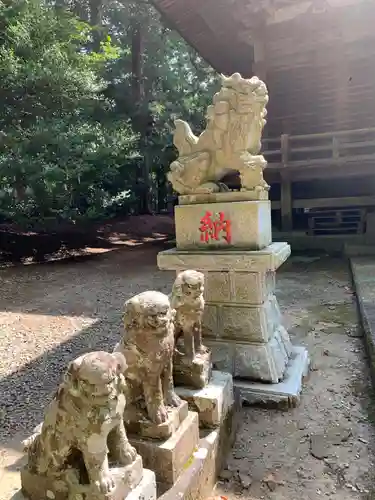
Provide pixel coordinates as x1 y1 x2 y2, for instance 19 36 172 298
0 0 138 225
0 0 219 227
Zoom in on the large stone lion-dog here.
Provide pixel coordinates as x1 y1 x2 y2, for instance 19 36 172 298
115 291 182 425
22 351 137 496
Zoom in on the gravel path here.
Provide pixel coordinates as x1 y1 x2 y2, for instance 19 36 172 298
216 255 375 500
0 245 175 443
0 248 374 500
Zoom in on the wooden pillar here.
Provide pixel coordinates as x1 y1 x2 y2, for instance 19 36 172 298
252 23 268 141
280 174 293 232
280 134 292 231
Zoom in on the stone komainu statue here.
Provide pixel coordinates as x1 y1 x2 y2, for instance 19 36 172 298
168 72 269 195
115 291 182 425
21 351 137 499
170 270 206 361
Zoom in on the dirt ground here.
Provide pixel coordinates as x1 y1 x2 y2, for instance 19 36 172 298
0 246 374 500
216 255 375 500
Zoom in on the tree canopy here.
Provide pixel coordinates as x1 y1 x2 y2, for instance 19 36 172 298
0 0 218 227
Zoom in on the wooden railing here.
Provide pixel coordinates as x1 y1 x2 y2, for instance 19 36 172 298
262 127 375 167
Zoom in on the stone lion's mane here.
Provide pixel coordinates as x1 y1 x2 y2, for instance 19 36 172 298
24 353 127 454
171 271 204 310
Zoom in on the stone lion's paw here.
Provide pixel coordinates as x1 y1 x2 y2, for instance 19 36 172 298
121 444 137 465
154 405 168 424
166 391 182 408
96 475 115 494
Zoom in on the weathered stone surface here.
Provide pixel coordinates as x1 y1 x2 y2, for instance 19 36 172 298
350 257 375 385
204 326 292 383
203 341 235 374
175 371 234 428
171 270 206 362
157 242 291 273
179 190 268 205
170 270 212 389
129 412 200 488
201 270 275 305
203 295 284 343
173 349 212 390
21 352 140 500
175 200 271 250
203 272 231 303
220 299 279 342
127 469 157 500
231 270 275 305
158 399 239 500
234 345 310 408
202 304 218 337
167 73 269 196
158 245 294 382
115 291 182 426
124 401 188 440
234 328 290 382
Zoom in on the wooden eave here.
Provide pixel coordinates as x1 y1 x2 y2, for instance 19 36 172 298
150 0 365 77
150 0 255 77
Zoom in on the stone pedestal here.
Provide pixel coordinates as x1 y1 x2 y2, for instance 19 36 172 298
173 349 212 389
127 469 157 500
158 195 309 406
124 401 188 440
129 411 200 492
158 242 293 383
175 200 271 250
21 455 146 500
175 370 234 428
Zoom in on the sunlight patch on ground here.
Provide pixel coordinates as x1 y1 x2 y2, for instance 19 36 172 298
0 312 97 332
0 313 98 378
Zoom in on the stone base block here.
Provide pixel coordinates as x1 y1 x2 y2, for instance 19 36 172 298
159 397 239 499
174 200 271 250
158 242 291 273
124 401 188 439
173 349 212 389
21 455 144 500
203 295 282 342
175 370 234 428
126 469 157 500
202 269 276 306
129 411 199 489
235 346 310 409
206 326 292 383
178 191 268 205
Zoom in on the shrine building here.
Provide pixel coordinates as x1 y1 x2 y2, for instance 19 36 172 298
152 0 375 251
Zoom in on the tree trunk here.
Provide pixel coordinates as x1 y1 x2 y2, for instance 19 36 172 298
90 0 103 52
131 19 143 104
131 17 153 214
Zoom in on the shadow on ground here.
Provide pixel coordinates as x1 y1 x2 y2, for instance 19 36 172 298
0 317 121 448
0 242 176 450
0 239 173 316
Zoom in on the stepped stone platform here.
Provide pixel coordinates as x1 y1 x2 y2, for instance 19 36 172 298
350 256 375 382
